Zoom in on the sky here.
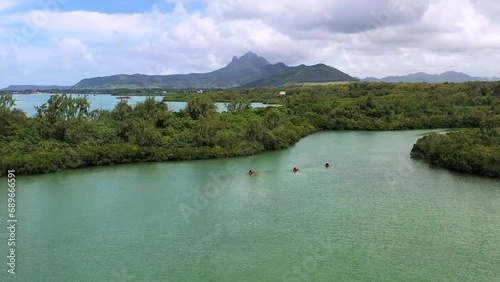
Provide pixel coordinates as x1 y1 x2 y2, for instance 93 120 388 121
1 0 500 87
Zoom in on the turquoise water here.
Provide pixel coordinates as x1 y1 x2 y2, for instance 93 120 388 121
0 130 499 281
10 94 273 116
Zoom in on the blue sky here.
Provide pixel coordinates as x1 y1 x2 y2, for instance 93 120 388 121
55 0 206 14
1 0 204 14
62 0 175 14
1 0 500 87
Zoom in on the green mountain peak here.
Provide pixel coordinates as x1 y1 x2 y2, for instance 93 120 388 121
72 52 357 89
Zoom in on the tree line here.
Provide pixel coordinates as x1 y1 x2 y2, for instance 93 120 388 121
411 128 500 178
1 81 499 175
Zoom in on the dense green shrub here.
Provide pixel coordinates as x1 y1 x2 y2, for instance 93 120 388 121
411 129 500 178
1 81 500 175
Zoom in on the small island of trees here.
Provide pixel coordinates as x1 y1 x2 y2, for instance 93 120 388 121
411 129 500 178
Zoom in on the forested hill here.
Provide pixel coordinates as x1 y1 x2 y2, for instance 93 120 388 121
2 85 72 91
242 64 358 87
73 52 289 89
71 52 356 89
364 71 500 83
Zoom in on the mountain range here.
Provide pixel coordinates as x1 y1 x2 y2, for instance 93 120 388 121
2 85 73 91
243 63 357 87
363 71 500 83
2 52 357 90
74 52 292 89
3 53 500 91
73 52 358 89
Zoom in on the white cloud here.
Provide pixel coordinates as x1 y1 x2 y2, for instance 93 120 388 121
6 10 158 42
56 38 95 69
0 0 20 12
2 0 500 86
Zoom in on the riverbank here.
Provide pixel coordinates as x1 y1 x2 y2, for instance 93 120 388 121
0 141 275 175
411 128 500 178
1 82 499 176
4 130 500 281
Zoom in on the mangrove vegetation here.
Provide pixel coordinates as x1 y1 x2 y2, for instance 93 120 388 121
1 81 499 176
411 128 500 178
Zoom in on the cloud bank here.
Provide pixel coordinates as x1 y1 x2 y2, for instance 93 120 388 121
1 0 500 86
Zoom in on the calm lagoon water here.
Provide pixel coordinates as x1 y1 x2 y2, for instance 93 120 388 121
11 93 272 116
0 130 499 281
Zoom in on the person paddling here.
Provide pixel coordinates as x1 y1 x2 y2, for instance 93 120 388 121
293 167 299 173
248 169 255 176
